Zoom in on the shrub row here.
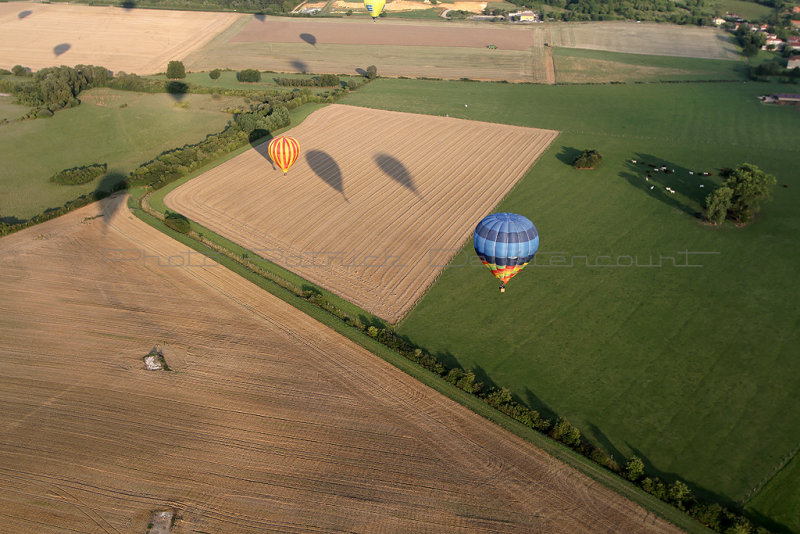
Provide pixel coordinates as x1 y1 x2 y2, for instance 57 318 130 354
50 163 108 185
276 74 340 87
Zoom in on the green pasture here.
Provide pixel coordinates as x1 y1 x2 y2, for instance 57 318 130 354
713 0 775 20
0 88 241 220
340 79 800 530
553 48 747 83
747 451 800 533
0 95 27 121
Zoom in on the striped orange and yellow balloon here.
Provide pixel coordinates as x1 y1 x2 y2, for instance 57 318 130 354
267 136 300 175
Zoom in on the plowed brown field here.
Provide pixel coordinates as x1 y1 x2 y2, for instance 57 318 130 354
0 195 680 533
0 2 241 73
166 104 559 322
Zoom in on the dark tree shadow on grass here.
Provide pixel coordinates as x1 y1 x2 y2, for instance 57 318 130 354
18 10 32 19
53 43 71 57
166 81 189 101
248 130 276 171
584 422 625 466
556 146 582 166
375 153 420 197
291 60 308 74
307 150 348 201
621 153 719 218
300 33 317 46
523 386 558 422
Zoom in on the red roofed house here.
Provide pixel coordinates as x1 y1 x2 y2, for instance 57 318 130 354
788 36 800 49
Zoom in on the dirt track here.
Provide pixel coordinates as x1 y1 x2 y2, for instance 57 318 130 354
166 104 559 322
0 2 241 73
0 195 681 533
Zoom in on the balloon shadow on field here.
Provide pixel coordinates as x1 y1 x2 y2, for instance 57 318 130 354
300 33 316 46
18 10 32 19
166 81 189 101
307 150 348 202
375 153 420 197
54 43 71 57
291 60 308 74
621 153 719 218
95 170 129 231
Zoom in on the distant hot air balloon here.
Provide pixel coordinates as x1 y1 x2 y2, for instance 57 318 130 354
267 136 300 175
474 213 538 293
364 0 385 20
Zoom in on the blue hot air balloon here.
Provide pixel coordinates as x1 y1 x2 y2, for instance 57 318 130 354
474 212 539 292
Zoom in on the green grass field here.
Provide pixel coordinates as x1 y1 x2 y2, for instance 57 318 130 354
713 0 775 20
747 450 800 532
553 48 747 83
0 88 241 220
340 79 800 531
0 94 27 121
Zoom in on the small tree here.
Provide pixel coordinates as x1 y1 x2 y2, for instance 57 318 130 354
366 65 378 80
623 456 645 481
667 480 692 510
318 73 340 87
704 186 733 225
164 212 191 234
573 149 602 169
209 69 222 80
549 418 581 447
724 163 776 224
11 64 28 76
237 69 262 82
166 60 186 80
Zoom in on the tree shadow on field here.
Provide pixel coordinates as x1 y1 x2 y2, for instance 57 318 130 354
523 387 558 422
375 153 421 198
307 150 348 202
621 153 720 218
584 422 625 466
248 131 277 171
626 444 735 509
300 33 317 46
166 81 189 101
95 170 128 230
254 12 266 21
119 0 137 10
556 145 582 166
18 10 32 19
744 508 793 534
355 67 367 76
291 60 308 74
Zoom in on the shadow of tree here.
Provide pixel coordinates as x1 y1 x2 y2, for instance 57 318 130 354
300 33 316 46
120 0 137 9
166 81 189 101
556 145 582 166
254 12 266 21
291 60 308 74
53 43 71 57
621 153 719 217
375 153 420 197
307 150 348 201
18 10 32 18
355 67 367 76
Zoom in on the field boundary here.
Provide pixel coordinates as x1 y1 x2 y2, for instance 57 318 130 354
740 440 800 506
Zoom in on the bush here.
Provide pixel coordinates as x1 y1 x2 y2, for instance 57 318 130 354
166 60 186 80
623 456 645 481
50 163 107 185
0 68 11 75
164 212 191 234
209 69 222 80
237 69 262 83
549 418 581 447
365 65 377 80
12 65 29 76
318 73 340 87
573 149 602 169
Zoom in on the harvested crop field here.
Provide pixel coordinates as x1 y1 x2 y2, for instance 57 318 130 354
184 15 553 82
0 2 241 74
538 21 741 60
166 104 559 322
0 195 680 533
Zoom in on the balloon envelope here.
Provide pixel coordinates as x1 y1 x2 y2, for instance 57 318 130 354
364 0 385 18
474 212 538 286
267 136 300 175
